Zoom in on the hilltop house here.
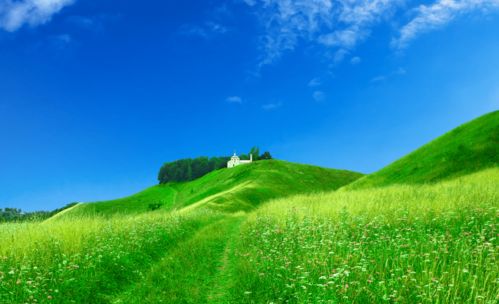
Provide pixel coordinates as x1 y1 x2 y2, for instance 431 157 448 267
227 153 253 168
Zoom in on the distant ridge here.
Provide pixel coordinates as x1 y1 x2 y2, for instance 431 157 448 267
347 111 499 189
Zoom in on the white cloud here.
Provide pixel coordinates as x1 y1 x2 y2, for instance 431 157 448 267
393 0 499 49
308 77 321 87
394 67 406 75
226 96 243 104
246 0 400 66
247 0 334 66
262 102 282 111
370 67 407 83
333 48 349 64
246 0 499 67
313 90 326 102
370 75 387 83
350 56 361 64
319 28 363 49
179 21 229 39
0 0 75 32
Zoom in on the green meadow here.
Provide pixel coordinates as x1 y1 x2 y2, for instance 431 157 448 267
227 168 498 303
1 111 498 303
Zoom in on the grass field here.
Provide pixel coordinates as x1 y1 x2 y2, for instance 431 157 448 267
1 112 498 303
0 210 225 303
1 169 497 303
225 168 498 303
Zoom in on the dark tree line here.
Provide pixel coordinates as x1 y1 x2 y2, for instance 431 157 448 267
157 147 272 184
0 203 78 223
158 156 230 184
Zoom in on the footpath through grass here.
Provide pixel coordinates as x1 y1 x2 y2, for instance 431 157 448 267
1 170 497 303
0 210 224 304
113 214 245 304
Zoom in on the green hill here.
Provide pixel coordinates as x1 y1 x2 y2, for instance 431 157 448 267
347 111 499 189
59 160 363 218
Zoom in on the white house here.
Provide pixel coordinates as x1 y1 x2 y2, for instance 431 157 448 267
227 153 253 168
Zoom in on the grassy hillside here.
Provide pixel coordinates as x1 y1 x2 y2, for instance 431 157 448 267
347 111 499 189
225 168 499 303
60 160 363 217
3 113 498 303
0 209 225 304
4 168 496 303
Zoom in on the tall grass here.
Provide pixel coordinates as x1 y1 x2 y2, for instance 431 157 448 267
1 169 497 303
226 168 499 303
114 215 245 304
0 210 224 303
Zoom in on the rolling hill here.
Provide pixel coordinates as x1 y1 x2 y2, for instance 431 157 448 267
3 112 498 303
59 160 363 218
346 110 499 189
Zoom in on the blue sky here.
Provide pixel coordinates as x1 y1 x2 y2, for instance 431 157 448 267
0 0 498 211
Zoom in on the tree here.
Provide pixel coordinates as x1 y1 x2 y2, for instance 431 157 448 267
260 151 272 160
249 146 260 160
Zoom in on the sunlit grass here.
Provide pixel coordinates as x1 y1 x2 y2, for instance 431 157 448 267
226 168 499 303
0 210 224 303
1 168 497 303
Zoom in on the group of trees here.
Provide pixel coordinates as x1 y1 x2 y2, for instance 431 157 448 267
158 156 230 184
158 147 272 184
0 203 78 223
237 147 272 162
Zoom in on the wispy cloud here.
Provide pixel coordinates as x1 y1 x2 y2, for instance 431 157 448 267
226 96 243 104
308 77 322 87
52 32 70 44
262 101 282 111
0 0 75 32
66 15 95 29
245 0 499 67
370 67 407 83
245 0 400 67
370 75 387 83
393 0 499 49
245 0 333 66
313 90 326 102
350 56 361 65
179 21 229 39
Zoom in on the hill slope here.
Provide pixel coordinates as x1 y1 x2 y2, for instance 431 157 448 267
60 160 363 218
347 111 499 189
